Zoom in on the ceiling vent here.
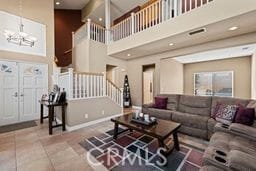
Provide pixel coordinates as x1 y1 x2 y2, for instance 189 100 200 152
189 28 206 36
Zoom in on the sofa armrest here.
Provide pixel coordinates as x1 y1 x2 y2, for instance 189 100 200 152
214 123 256 141
214 123 232 134
142 103 155 114
142 103 155 108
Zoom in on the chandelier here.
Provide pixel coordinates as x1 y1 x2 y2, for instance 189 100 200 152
3 0 37 47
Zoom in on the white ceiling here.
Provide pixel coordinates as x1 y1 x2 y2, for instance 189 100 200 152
54 0 90 10
174 44 256 64
111 10 256 59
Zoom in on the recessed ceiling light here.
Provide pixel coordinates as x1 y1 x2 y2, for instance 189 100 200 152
99 18 103 21
229 26 238 31
56 1 60 5
169 43 174 46
127 54 131 57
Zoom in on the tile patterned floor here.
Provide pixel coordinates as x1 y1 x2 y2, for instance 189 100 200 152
0 109 208 171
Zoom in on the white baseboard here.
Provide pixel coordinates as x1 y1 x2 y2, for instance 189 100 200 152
132 106 142 110
57 113 123 132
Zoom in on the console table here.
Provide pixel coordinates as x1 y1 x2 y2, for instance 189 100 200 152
39 101 67 135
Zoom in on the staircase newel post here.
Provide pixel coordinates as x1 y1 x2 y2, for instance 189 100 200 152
103 72 107 96
131 12 135 34
68 68 74 99
55 67 61 85
87 19 91 40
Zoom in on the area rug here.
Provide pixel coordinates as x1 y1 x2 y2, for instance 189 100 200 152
0 120 37 133
79 129 204 171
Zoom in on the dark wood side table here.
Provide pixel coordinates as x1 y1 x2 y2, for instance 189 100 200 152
39 100 68 135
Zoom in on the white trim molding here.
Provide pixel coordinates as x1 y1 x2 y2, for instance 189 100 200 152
57 113 123 132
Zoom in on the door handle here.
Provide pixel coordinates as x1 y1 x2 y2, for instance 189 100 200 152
20 94 24 97
13 92 18 97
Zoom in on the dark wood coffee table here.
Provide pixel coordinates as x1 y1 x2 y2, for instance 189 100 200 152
110 113 181 155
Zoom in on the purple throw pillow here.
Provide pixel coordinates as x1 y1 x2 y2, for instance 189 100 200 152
154 97 168 109
234 106 255 126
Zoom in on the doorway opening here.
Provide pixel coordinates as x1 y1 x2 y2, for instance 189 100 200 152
106 64 117 84
143 64 155 104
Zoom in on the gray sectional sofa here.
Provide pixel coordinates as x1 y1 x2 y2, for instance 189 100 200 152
142 94 255 140
142 94 256 171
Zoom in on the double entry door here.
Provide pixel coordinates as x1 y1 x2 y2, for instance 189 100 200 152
0 60 48 126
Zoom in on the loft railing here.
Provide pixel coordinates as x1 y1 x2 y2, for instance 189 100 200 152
73 0 213 44
73 19 106 47
56 68 123 107
111 0 213 41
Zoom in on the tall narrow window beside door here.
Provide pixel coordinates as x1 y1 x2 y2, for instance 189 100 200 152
194 71 233 97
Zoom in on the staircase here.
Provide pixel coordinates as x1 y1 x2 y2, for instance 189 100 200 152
56 68 123 107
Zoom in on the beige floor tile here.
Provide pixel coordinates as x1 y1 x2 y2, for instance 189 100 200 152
0 141 15 152
0 150 16 171
54 156 88 171
44 142 70 157
49 147 79 166
17 157 54 171
0 133 15 145
16 142 48 166
15 132 39 146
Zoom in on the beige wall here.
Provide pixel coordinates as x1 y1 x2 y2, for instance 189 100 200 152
127 56 161 106
58 97 122 126
160 58 184 94
184 56 252 99
126 33 256 106
73 39 90 72
0 0 54 89
74 39 127 88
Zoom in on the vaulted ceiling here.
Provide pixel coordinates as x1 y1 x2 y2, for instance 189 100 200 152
54 0 148 25
54 0 90 10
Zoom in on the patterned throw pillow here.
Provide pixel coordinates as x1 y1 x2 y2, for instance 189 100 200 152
215 104 238 125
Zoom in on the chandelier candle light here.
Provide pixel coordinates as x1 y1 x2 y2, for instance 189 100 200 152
4 0 37 47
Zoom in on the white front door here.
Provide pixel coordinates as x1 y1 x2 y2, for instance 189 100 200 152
0 61 19 125
19 63 48 121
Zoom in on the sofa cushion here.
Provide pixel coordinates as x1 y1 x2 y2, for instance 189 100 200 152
146 108 172 120
207 118 217 139
157 94 180 111
178 95 212 116
171 111 209 129
211 97 250 117
229 136 256 156
229 150 256 171
178 125 208 139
